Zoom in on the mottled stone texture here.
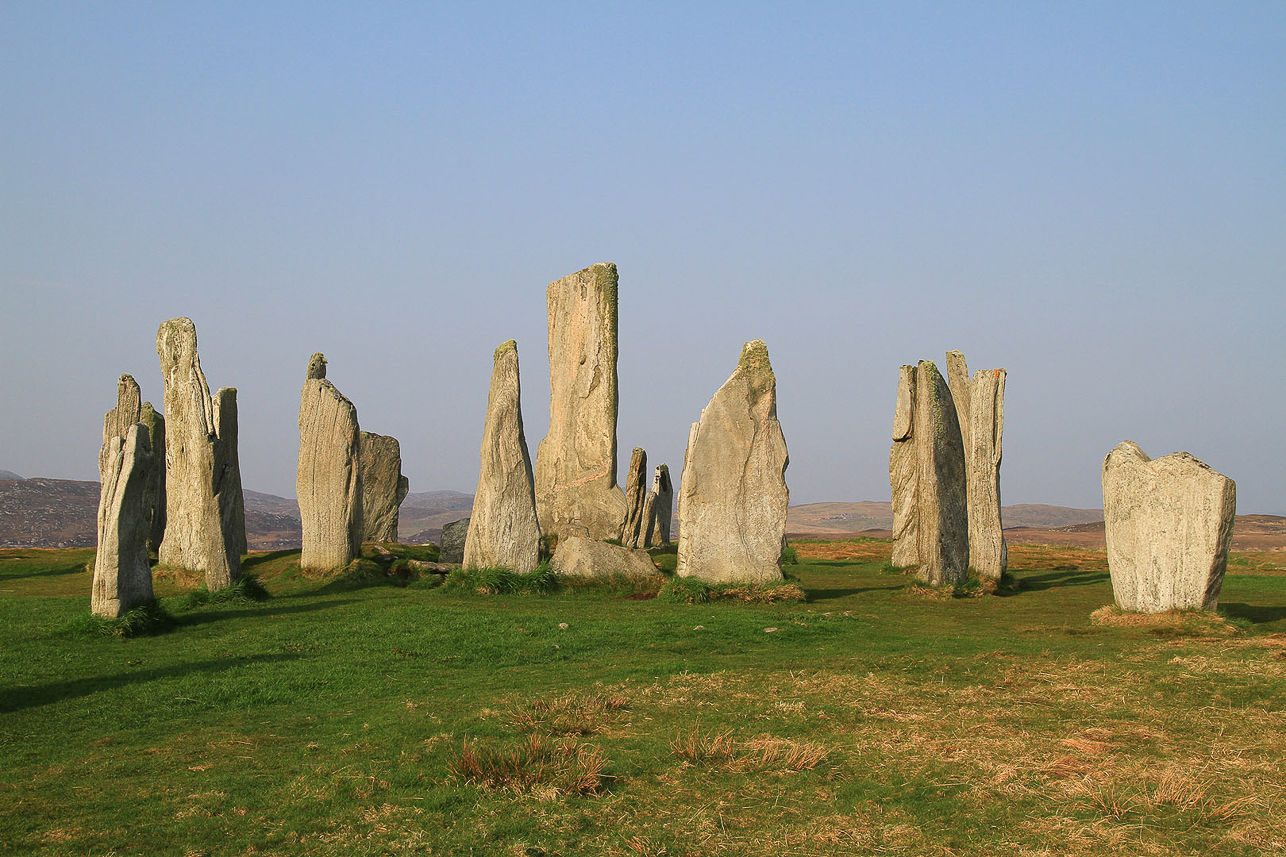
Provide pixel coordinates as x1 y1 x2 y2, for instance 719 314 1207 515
93 381 157 617
1103 442 1236 613
946 351 1007 579
156 318 241 589
360 431 409 543
439 518 470 563
297 353 363 571
139 402 166 552
533 262 628 540
464 341 541 573
889 365 919 569
214 387 246 558
619 447 649 547
676 340 789 584
552 535 663 581
642 464 673 547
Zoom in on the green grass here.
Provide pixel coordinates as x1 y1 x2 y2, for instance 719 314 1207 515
3 541 1286 855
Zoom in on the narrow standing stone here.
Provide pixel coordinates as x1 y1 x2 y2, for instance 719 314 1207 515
533 262 628 540
945 351 1007 579
213 387 246 558
139 402 166 553
889 364 919 569
911 360 969 586
675 340 789 584
464 340 541 573
156 318 240 589
360 431 410 543
297 353 363 571
619 447 648 547
641 464 673 547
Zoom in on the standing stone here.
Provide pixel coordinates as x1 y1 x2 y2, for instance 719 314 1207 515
910 360 969 586
213 387 247 558
463 341 541 573
439 517 470 563
1102 442 1236 612
156 318 240 589
297 353 363 571
533 262 628 540
675 340 789 584
360 431 409 543
946 351 1007 579
103 374 142 442
641 464 673 547
619 447 648 547
889 365 919 569
139 402 166 552
92 422 157 617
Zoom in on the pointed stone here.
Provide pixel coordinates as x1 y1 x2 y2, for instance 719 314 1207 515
360 431 409 543
889 365 919 569
92 423 157 617
1103 442 1236 612
139 402 166 552
533 262 628 540
911 360 969 586
464 340 541 572
676 340 789 584
102 374 142 444
641 464 673 547
297 352 363 571
156 318 240 589
619 447 648 547
945 351 1007 579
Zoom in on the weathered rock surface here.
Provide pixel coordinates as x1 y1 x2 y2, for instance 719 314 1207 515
642 464 673 547
297 353 363 571
439 517 470 563
619 447 649 547
214 387 246 558
911 360 969 586
552 535 663 581
533 262 628 540
1103 442 1236 612
463 341 541 573
360 431 409 543
889 364 919 569
138 402 166 552
946 351 1007 579
676 340 789 584
156 318 241 589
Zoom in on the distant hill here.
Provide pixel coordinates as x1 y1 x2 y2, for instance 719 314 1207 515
784 501 1104 538
0 470 23 481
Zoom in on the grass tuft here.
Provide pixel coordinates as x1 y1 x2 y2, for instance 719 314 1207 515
670 728 831 772
448 733 611 797
505 691 630 736
61 599 174 638
660 577 806 605
178 573 269 609
1090 605 1242 636
443 562 558 596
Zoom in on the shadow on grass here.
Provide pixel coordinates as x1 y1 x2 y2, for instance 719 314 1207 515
241 549 302 570
807 584 903 601
0 653 304 714
0 562 89 580
1219 602 1286 625
173 598 359 628
1000 569 1106 595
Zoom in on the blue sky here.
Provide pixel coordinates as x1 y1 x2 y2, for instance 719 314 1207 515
2 2 1283 513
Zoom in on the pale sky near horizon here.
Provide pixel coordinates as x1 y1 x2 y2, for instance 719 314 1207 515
2 3 1283 514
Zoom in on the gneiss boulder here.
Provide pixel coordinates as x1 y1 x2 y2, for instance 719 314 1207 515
156 318 242 589
1102 441 1236 612
552 535 662 581
533 262 628 540
297 353 363 571
360 431 409 543
463 341 541 573
439 517 470 563
675 340 789 584
946 351 1007 579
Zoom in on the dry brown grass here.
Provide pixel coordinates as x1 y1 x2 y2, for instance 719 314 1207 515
505 690 631 736
1007 544 1110 574
448 733 610 797
1089 605 1241 636
670 728 831 773
793 539 893 562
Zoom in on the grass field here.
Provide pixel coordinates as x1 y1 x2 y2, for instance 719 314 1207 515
3 540 1286 856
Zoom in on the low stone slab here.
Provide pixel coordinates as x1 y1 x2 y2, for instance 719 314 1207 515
551 535 663 581
1103 441 1236 612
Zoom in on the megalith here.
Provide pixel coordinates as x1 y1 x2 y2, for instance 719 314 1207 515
156 318 241 589
138 402 166 552
641 463 673 547
675 340 789 584
360 431 410 543
298 353 363 571
463 340 541 573
439 517 470 563
533 262 628 540
1102 442 1236 612
619 447 648 547
552 536 663 582
946 351 1007 579
889 360 969 586
92 377 157 617
214 387 247 558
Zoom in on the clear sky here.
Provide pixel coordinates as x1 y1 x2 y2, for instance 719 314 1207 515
2 2 1283 514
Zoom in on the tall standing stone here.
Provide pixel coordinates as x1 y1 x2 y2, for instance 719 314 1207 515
889 365 919 569
946 351 1007 579
533 262 628 540
463 341 541 573
360 431 410 543
619 447 648 547
213 388 247 558
156 318 241 589
1102 442 1236 612
297 353 363 571
139 402 166 552
641 464 673 547
675 340 789 584
92 422 157 617
911 360 969 586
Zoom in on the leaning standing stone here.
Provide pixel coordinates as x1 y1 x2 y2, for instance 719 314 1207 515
297 353 363 571
619 447 648 547
675 340 789 584
1102 441 1236 612
533 262 628 540
946 351 1007 579
360 431 410 543
156 318 241 589
463 341 541 573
